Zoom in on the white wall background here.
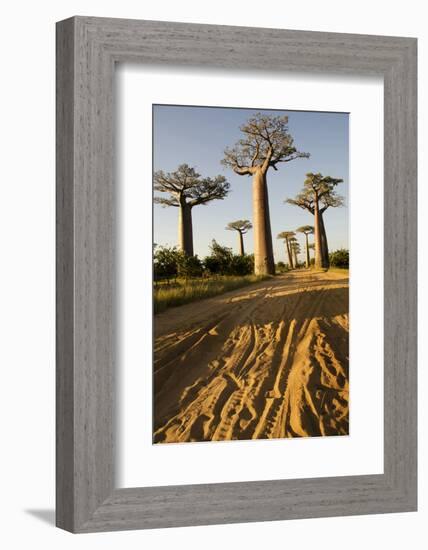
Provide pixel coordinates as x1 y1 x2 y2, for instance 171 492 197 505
0 1 424 548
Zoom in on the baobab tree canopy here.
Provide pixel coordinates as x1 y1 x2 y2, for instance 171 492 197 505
154 164 230 208
154 164 230 257
286 172 344 214
277 230 295 240
222 113 309 175
296 225 314 235
226 220 252 234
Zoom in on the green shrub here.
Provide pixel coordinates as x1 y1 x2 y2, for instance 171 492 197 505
276 261 289 273
153 245 181 281
229 254 254 276
329 249 349 268
203 240 254 276
177 254 204 278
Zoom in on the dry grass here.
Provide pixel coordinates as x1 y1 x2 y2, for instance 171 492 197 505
327 267 349 275
154 275 270 313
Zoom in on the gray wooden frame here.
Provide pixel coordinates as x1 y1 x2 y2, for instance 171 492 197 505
56 16 417 533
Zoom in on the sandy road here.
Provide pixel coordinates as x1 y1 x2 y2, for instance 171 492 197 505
153 269 349 443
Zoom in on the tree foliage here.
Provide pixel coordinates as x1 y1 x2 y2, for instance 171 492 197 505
329 249 349 268
226 219 252 234
153 245 181 281
203 240 254 276
229 254 254 276
177 254 204 278
154 164 230 207
276 261 289 273
296 225 314 235
222 113 309 175
277 230 295 241
204 240 233 274
153 242 255 279
286 172 344 213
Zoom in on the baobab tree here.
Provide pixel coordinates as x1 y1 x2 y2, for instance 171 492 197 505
225 219 252 255
308 242 315 264
223 113 309 275
290 241 301 268
296 225 314 268
286 172 343 269
288 236 299 268
154 164 230 256
277 231 296 269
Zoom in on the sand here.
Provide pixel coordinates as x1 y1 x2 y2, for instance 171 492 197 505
153 269 349 443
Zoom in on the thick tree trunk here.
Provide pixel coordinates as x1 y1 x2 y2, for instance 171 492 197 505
252 169 275 275
305 233 310 268
313 199 323 269
238 231 244 256
178 203 194 256
286 240 293 269
319 213 330 268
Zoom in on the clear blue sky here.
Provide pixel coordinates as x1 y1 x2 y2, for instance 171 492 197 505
153 105 349 263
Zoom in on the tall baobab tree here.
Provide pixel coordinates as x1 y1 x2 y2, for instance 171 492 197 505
154 164 230 256
277 231 296 269
286 172 343 269
223 113 309 275
225 219 252 255
296 225 314 268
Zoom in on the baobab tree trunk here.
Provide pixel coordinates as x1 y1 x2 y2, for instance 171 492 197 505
313 200 323 269
252 169 275 275
286 239 293 269
237 231 244 256
319 214 330 268
305 233 310 268
293 248 298 268
178 203 194 256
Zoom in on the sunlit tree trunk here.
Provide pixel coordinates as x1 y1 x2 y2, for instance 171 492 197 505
253 169 275 275
178 203 194 256
305 233 310 268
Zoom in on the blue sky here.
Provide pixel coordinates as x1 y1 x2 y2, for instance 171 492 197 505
153 105 349 263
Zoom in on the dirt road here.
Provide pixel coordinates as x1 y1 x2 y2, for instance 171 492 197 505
153 270 349 443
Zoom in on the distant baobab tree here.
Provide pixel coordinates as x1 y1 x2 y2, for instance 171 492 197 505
154 164 230 256
290 240 301 268
308 242 315 264
277 231 296 269
288 236 299 268
223 113 309 275
286 172 343 269
296 225 314 268
226 219 252 255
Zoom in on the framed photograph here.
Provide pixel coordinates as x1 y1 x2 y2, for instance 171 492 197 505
56 16 417 532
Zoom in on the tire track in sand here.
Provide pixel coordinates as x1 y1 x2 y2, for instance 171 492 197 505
153 270 349 443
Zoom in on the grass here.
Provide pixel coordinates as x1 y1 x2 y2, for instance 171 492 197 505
154 274 270 313
327 267 349 275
